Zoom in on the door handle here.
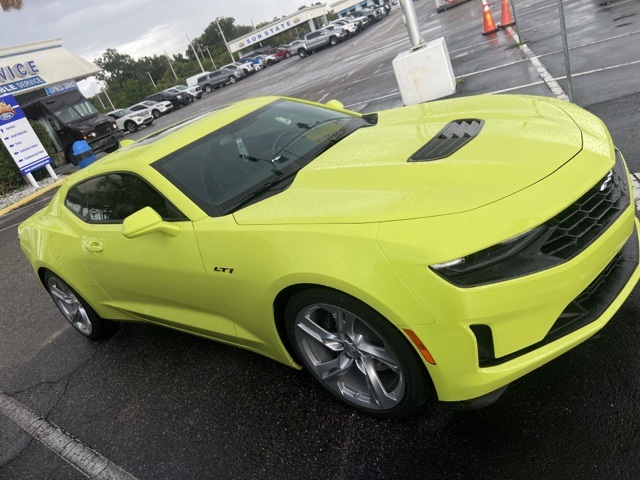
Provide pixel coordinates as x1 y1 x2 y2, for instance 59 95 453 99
84 241 103 252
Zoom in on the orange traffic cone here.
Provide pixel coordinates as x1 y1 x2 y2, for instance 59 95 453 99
499 0 516 28
481 0 499 35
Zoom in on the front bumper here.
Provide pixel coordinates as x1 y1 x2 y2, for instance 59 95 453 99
409 209 640 402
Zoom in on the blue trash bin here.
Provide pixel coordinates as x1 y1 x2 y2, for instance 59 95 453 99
72 140 97 168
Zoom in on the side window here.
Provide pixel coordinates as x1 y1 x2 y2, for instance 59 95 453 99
65 173 186 223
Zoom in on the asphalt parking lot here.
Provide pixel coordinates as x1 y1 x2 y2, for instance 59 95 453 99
2 0 640 478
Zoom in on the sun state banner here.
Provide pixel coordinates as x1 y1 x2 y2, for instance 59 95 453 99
0 93 51 175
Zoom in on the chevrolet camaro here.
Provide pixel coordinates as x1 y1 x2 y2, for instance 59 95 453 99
18 95 640 418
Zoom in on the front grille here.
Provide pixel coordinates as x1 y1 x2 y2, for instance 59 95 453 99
540 152 628 259
473 226 639 367
94 122 116 136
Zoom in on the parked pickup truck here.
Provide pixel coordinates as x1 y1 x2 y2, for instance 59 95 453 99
295 28 345 58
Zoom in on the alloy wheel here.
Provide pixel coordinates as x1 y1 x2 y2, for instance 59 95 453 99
293 303 405 411
46 276 93 336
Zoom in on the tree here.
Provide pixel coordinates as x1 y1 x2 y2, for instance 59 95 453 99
1 0 22 11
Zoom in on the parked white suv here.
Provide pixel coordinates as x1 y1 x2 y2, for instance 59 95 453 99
107 108 153 133
129 100 174 118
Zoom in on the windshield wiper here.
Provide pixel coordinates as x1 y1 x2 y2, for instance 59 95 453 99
227 171 298 213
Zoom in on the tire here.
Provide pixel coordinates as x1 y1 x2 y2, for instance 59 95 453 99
103 143 119 154
285 288 429 418
285 51 291 58
298 48 308 58
329 36 339 46
228 75 237 84
44 271 119 340
152 109 161 119
171 100 181 109
125 121 138 133
368 15 376 24
204 84 213 93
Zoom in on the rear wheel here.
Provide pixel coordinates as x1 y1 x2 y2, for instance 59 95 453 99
285 288 429 418
329 36 339 46
228 75 237 84
151 109 161 119
44 271 119 340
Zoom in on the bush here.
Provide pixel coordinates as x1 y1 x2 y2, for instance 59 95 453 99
0 120 56 196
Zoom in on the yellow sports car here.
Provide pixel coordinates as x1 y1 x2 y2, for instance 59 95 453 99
18 95 640 418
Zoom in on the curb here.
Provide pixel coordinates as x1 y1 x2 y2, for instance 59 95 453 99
0 176 68 217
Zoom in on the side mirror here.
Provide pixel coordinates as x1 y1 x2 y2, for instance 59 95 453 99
122 207 180 238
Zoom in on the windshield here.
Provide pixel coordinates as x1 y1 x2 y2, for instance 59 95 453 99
153 99 370 216
53 99 99 124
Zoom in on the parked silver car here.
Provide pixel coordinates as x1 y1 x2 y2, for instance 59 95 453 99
197 68 238 93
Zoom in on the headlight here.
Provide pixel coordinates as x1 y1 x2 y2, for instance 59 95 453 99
430 226 549 287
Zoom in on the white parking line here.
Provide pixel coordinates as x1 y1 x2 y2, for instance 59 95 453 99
0 391 138 480
505 26 569 100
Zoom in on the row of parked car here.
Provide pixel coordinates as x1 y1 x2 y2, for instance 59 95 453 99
291 3 391 58
106 83 204 134
102 6 393 136
104 48 296 135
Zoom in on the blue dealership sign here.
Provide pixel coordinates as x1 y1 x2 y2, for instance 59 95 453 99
0 94 52 175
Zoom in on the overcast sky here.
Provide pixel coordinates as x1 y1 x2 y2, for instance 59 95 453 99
3 0 312 61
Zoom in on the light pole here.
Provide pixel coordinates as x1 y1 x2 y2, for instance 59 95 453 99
147 72 156 88
164 50 178 80
216 18 235 62
186 33 205 72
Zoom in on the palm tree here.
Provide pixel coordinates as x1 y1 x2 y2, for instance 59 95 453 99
1 0 23 11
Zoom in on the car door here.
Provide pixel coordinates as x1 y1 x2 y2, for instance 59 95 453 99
65 172 236 342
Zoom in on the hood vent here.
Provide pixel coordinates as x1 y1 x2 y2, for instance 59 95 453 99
408 119 484 162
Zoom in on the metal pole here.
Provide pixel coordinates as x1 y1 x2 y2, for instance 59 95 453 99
186 33 205 72
216 19 235 62
509 0 520 43
96 93 106 109
205 47 217 69
102 84 115 110
146 72 156 88
557 0 574 101
398 0 425 50
164 51 178 79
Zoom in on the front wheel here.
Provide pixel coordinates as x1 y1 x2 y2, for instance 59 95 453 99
285 288 429 418
228 75 237 84
44 271 119 340
298 48 308 58
329 36 339 46
125 121 138 133
204 84 213 93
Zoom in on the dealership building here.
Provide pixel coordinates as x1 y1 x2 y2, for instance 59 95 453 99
0 38 120 165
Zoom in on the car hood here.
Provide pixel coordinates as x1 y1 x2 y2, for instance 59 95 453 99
234 95 585 225
66 113 113 130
